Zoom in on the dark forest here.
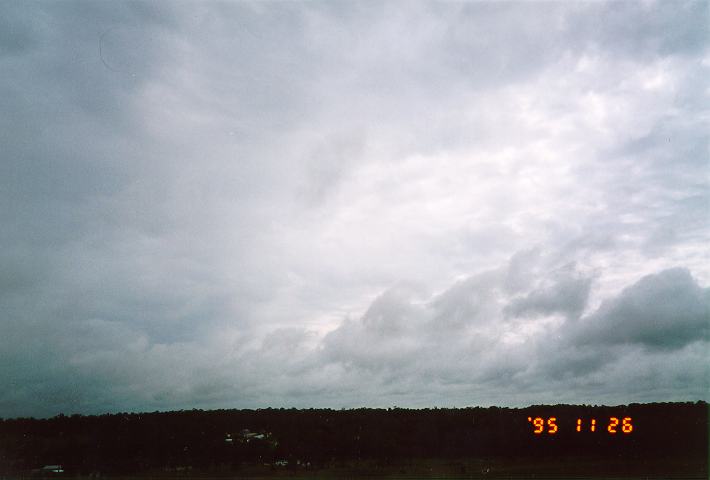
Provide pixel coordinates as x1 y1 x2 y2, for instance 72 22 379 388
0 402 706 478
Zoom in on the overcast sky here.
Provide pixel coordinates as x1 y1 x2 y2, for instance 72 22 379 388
1 0 708 418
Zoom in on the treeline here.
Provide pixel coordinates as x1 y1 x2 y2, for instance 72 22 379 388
0 402 706 475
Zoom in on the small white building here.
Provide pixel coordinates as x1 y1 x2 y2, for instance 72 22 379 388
41 465 64 474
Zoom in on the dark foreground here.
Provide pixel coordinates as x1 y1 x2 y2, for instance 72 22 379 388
1 402 706 479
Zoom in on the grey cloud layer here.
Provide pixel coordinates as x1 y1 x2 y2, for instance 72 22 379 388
0 1 708 417
322 260 709 398
573 268 709 349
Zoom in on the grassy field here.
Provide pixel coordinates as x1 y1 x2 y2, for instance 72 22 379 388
42 456 703 480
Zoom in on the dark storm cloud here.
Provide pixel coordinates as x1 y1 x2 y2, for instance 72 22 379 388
1 1 708 417
318 261 709 406
571 268 710 350
505 266 592 320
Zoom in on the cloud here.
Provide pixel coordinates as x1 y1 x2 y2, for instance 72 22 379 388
571 268 710 350
0 1 708 417
318 261 709 406
505 264 592 320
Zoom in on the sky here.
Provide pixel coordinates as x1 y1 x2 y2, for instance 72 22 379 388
0 0 708 418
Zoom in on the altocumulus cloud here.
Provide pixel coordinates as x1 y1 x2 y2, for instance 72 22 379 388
0 1 708 418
